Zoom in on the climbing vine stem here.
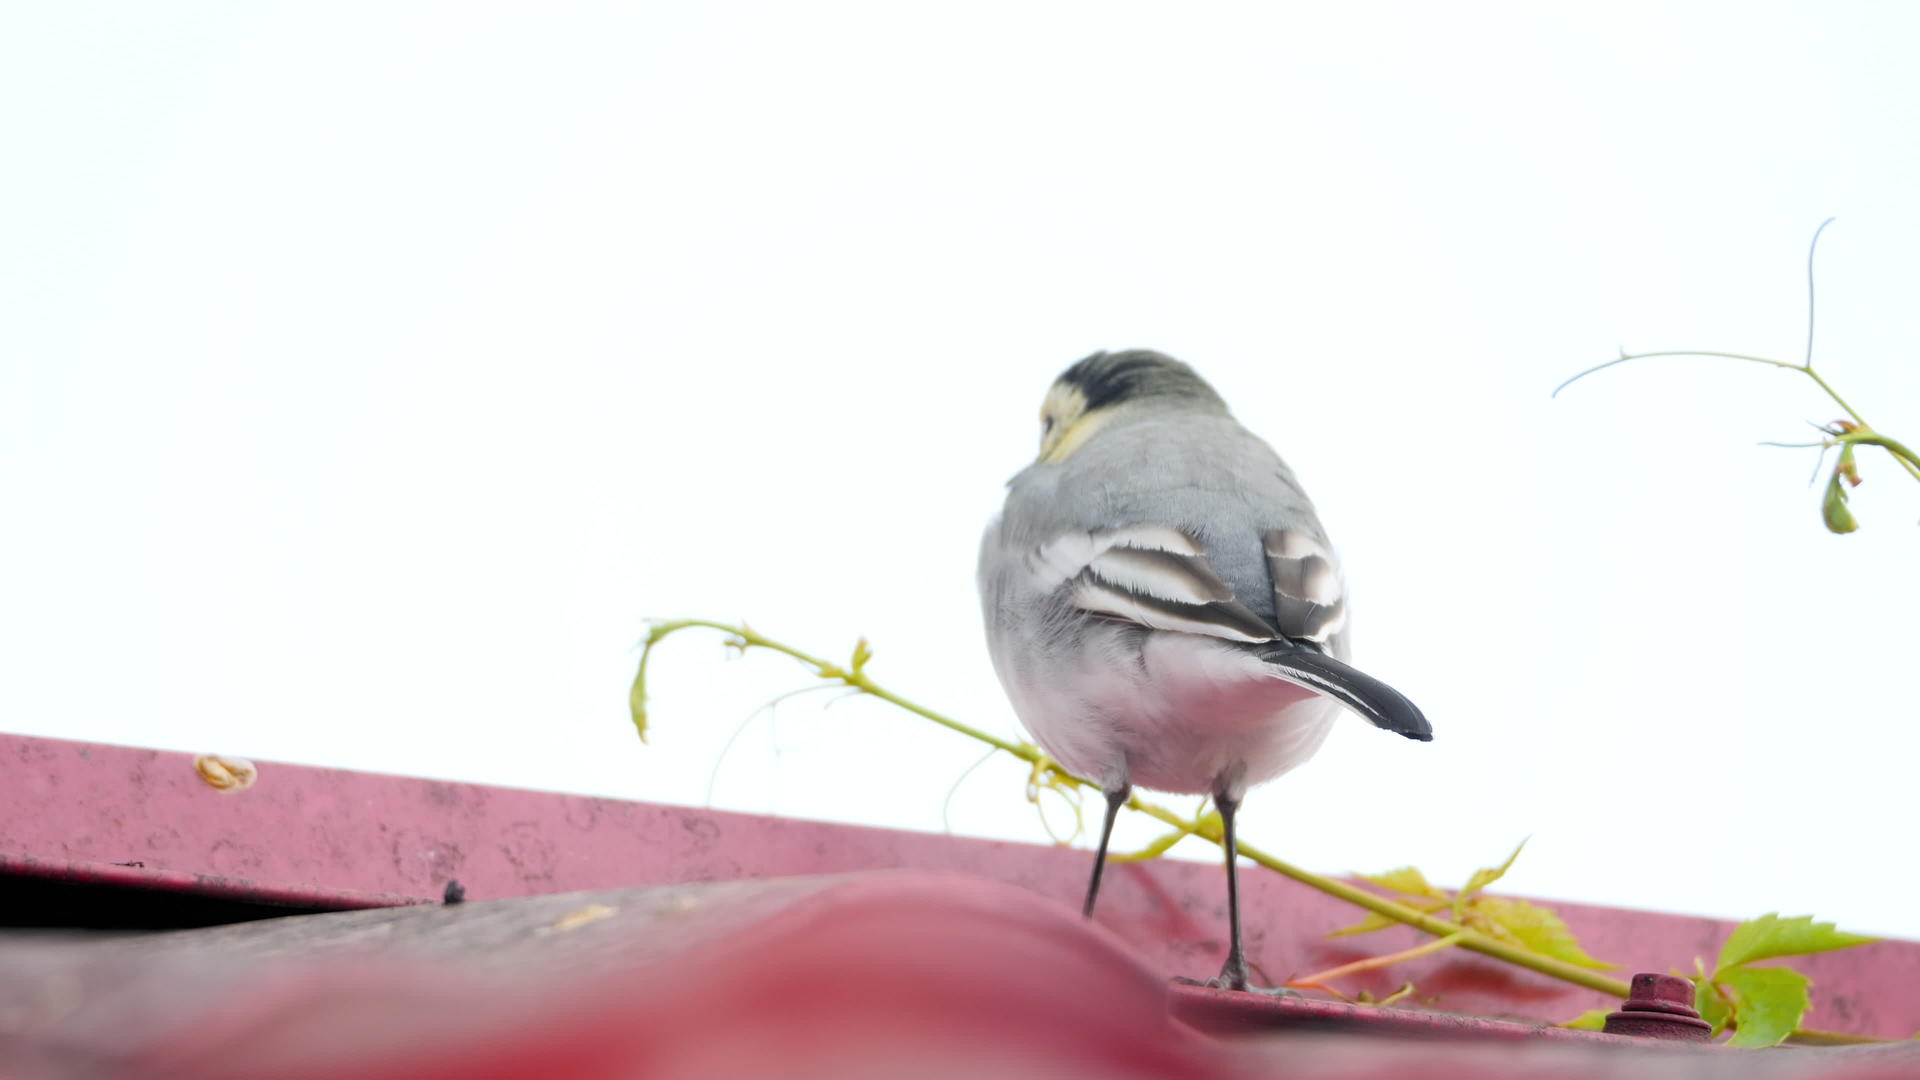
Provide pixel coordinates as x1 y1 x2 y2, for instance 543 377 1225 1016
630 618 1878 1046
1553 220 1920 530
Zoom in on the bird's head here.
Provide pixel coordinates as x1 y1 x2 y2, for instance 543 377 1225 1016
1035 350 1226 463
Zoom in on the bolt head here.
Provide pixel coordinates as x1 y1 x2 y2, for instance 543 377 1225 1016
1629 972 1695 1010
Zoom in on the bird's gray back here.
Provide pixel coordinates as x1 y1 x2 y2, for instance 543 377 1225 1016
997 411 1328 627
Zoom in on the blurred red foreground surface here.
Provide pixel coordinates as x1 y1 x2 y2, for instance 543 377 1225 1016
3 733 1917 1079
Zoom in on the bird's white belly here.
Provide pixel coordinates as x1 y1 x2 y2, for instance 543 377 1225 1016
1003 631 1338 798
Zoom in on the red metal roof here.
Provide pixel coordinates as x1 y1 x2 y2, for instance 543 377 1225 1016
3 732 1916 1077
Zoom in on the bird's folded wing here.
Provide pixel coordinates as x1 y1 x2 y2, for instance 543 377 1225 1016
1029 526 1277 643
1263 528 1346 645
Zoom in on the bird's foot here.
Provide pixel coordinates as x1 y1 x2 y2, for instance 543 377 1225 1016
1172 974 1300 997
1172 962 1300 996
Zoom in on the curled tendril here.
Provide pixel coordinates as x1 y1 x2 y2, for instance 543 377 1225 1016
940 746 1000 834
1024 751 1085 845
705 684 843 805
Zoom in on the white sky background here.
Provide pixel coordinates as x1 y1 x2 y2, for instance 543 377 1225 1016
5 3 1919 938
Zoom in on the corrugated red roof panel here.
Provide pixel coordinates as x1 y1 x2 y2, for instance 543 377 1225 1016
4 732 1916 1077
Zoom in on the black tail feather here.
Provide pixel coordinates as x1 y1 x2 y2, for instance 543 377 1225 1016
1256 644 1432 741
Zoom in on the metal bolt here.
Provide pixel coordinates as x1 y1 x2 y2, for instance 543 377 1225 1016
1602 972 1714 1042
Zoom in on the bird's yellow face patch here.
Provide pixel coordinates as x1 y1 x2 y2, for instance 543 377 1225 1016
1036 381 1114 464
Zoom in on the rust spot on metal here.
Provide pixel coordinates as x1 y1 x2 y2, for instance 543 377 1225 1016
193 755 258 792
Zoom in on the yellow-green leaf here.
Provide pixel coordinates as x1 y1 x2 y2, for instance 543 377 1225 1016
1328 910 1401 938
1191 810 1224 842
1694 976 1733 1037
1716 914 1878 974
851 636 874 672
1108 825 1196 863
628 671 650 743
1721 966 1811 1049
1822 447 1860 533
1358 866 1445 899
1109 811 1222 862
1560 1009 1611 1031
1360 983 1415 1007
1459 838 1528 901
1474 897 1615 969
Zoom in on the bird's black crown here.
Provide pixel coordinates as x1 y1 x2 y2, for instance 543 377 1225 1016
1058 350 1224 412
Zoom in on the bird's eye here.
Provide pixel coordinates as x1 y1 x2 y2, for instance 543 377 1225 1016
1042 414 1056 434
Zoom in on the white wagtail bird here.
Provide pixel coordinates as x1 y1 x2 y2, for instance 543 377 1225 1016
978 349 1431 992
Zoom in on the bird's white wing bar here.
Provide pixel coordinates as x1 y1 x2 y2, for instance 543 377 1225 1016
1263 528 1346 644
1033 527 1278 644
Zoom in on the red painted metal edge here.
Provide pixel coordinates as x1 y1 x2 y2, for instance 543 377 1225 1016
0 853 428 912
1168 983 1712 1047
5 731 1918 1039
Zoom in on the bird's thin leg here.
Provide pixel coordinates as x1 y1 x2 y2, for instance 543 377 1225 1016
1214 790 1252 989
1082 784 1130 917
1173 789 1295 995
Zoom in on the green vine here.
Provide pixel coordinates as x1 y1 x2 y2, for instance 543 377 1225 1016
1554 219 1918 532
630 618 1879 1046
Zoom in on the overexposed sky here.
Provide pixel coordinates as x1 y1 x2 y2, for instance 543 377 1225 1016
4 3 1918 938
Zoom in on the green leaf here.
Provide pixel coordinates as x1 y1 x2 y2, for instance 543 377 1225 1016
1328 910 1401 938
1359 866 1445 899
1111 811 1223 864
1474 897 1615 969
628 677 649 741
1822 446 1860 533
1108 825 1196 863
1371 982 1415 1007
1192 810 1223 841
1694 976 1733 1037
1560 1008 1611 1031
1716 914 1878 973
1721 966 1811 1049
1453 838 1529 919
1458 838 1528 901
